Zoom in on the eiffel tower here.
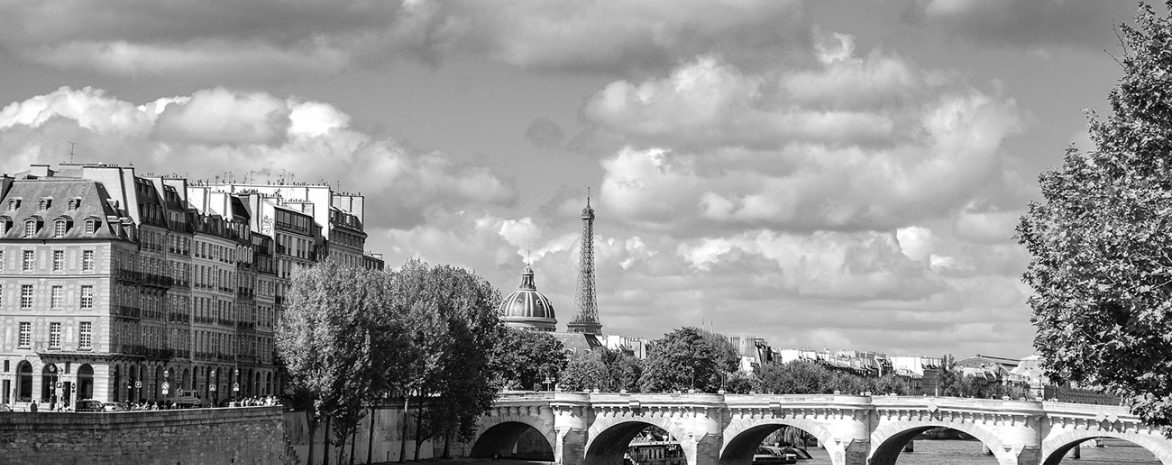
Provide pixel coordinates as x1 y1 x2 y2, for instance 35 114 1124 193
567 191 602 335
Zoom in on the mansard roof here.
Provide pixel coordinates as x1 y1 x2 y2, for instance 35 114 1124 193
0 178 124 240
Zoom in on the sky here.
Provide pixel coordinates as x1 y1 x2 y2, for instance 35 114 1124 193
0 0 1158 359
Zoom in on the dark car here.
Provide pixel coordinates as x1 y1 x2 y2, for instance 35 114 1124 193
75 399 104 412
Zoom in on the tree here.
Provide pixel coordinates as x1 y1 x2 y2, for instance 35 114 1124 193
1017 2 1172 430
558 348 644 392
755 360 832 394
276 262 389 465
560 350 611 391
387 260 502 460
639 327 739 393
490 328 567 390
600 348 644 393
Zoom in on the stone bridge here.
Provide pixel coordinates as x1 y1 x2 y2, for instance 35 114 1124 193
469 392 1172 465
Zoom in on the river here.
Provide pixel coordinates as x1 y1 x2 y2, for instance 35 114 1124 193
796 438 1160 464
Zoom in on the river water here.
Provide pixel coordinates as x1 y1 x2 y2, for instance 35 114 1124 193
797 438 1160 464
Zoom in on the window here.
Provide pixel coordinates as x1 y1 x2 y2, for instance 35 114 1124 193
53 220 66 237
50 286 62 309
38 198 50 210
68 198 79 211
52 250 63 271
0 250 4 270
23 220 36 237
18 322 30 347
20 285 32 308
82 250 94 271
85 219 99 234
80 286 93 309
21 250 34 271
7 199 19 211
79 322 92 349
49 322 61 349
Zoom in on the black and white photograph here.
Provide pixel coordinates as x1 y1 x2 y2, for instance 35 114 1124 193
2 1 1172 464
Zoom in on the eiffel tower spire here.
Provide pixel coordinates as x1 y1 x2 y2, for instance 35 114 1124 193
568 189 602 335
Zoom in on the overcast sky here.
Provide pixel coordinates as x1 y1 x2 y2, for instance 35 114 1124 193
0 0 1157 358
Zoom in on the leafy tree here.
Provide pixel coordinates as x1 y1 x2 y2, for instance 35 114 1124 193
639 327 739 393
723 370 756 394
869 373 911 396
599 348 644 393
1017 2 1172 429
491 328 567 390
560 350 611 391
755 360 832 395
277 262 389 465
559 348 645 392
388 260 502 460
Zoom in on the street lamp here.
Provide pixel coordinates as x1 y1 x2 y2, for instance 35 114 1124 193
543 376 553 392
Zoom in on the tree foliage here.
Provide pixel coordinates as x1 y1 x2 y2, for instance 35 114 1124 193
491 328 567 390
1017 2 1172 429
754 360 911 396
276 262 401 464
560 347 646 392
392 260 503 457
639 327 739 393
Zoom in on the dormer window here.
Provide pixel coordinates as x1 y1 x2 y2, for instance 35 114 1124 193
53 219 69 237
85 219 100 234
38 198 51 210
24 219 38 237
7 199 20 211
67 198 80 211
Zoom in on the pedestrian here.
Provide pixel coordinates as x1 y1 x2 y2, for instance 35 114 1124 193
49 395 56 412
29 400 37 412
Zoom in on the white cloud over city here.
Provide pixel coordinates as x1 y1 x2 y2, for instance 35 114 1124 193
0 0 1143 357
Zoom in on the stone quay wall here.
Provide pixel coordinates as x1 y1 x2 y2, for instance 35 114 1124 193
0 406 292 465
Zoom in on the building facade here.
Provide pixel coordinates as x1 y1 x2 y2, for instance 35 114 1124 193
0 164 378 409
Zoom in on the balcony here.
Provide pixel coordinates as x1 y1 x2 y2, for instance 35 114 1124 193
115 306 141 318
117 270 142 283
218 318 235 327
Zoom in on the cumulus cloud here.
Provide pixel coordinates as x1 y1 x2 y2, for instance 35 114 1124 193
905 0 1131 53
587 37 1023 235
0 86 514 229
379 209 1030 354
0 0 813 80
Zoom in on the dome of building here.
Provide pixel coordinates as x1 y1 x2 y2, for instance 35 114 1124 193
499 264 557 331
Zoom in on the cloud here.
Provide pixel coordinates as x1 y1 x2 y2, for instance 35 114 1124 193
586 40 1023 235
953 200 1022 244
905 0 1131 53
373 209 1031 356
0 86 514 229
524 118 566 149
0 0 813 80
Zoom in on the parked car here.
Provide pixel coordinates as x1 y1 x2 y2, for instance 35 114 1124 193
0 404 11 412
75 399 104 412
175 393 202 409
103 402 129 412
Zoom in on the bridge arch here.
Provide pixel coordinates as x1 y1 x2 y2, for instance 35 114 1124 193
1041 429 1172 465
870 420 1015 465
586 418 695 465
719 418 839 465
470 414 555 460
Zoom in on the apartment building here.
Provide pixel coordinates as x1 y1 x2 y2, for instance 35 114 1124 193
0 164 376 408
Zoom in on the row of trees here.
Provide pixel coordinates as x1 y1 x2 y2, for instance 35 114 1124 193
276 260 501 465
277 262 1034 465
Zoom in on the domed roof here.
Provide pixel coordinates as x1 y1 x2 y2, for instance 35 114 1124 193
499 264 557 331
